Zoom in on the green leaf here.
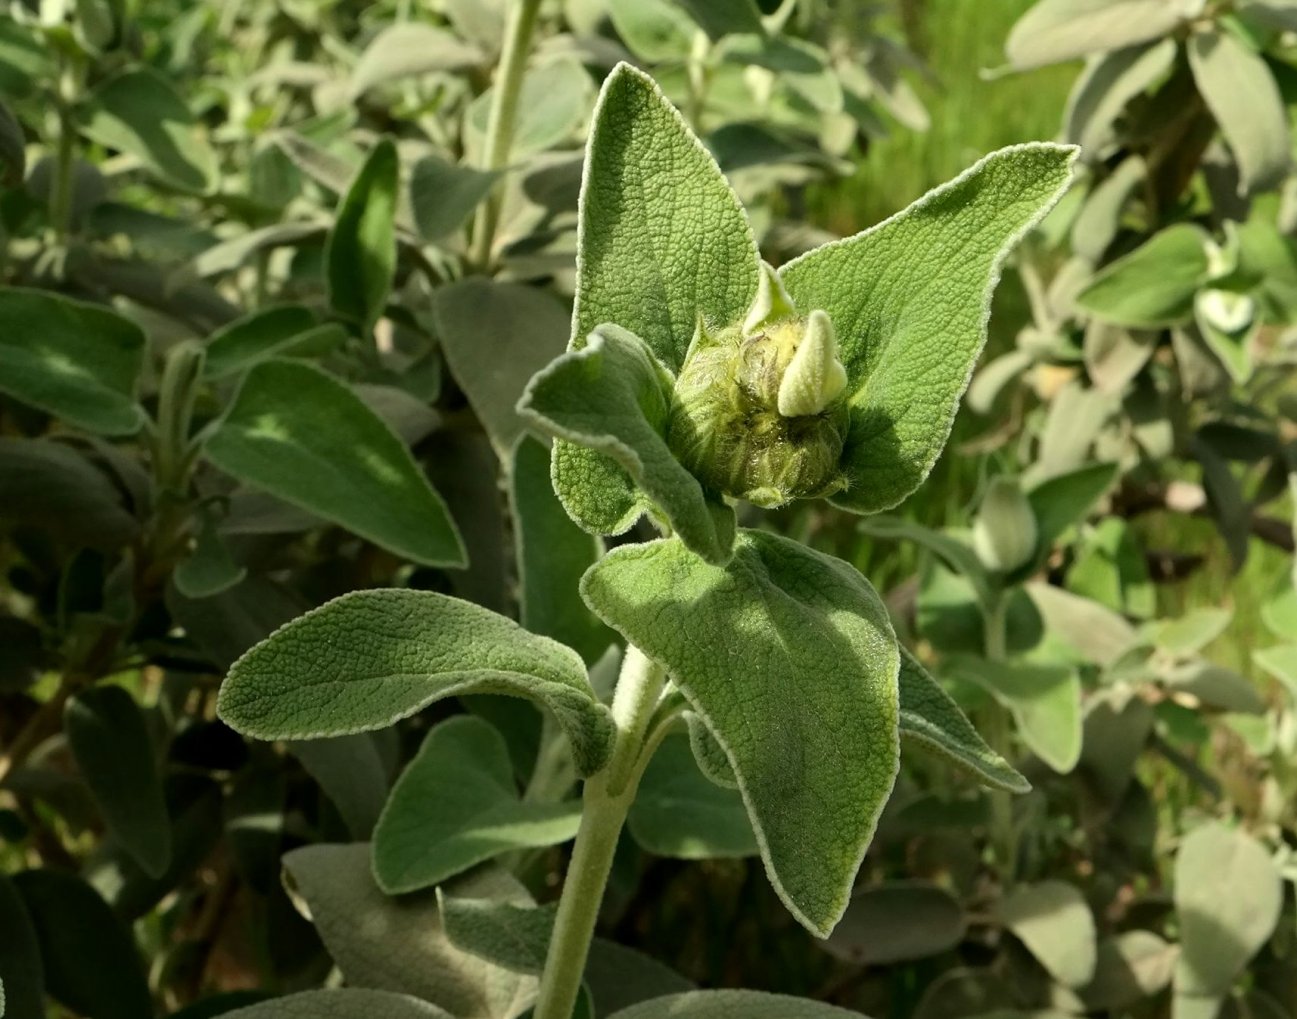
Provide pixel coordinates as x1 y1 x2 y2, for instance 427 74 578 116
582 530 899 937
0 99 24 188
858 516 994 607
952 658 1083 774
1188 29 1291 195
225 989 454 1018
410 154 501 241
552 62 760 537
1065 41 1177 158
76 67 217 192
0 874 43 1019
607 0 694 61
607 991 861 1018
1027 461 1119 552
519 325 736 565
65 686 171 878
825 882 966 966
1081 930 1178 1011
1076 224 1209 327
999 880 1098 988
173 509 247 599
373 716 582 893
1175 822 1282 998
465 59 592 163
204 359 466 568
673 0 764 38
14 869 151 1019
1192 434 1249 570
510 437 613 665
433 279 570 456
0 288 146 435
898 649 1029 793
218 588 614 776
176 221 327 285
780 144 1076 515
628 732 757 858
1072 157 1149 263
351 23 485 95
204 305 345 380
0 438 139 548
1006 0 1188 70
1082 322 1157 394
1254 643 1297 702
282 845 535 1019
326 138 399 330
1026 581 1138 667
288 734 389 840
1148 607 1232 656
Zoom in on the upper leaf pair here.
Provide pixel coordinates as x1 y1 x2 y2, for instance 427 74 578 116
518 63 1077 565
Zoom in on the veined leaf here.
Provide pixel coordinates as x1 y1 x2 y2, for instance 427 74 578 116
582 530 899 937
218 588 614 776
204 359 466 568
326 138 399 330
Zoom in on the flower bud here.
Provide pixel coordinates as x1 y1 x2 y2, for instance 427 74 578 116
972 476 1038 573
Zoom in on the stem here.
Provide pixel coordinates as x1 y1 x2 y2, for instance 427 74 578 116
981 592 1017 882
49 55 81 242
468 0 543 271
153 341 206 495
532 646 667 1019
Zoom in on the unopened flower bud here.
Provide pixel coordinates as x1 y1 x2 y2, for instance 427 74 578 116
972 477 1038 573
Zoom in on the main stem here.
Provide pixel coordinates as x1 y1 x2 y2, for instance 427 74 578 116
531 646 666 1019
981 592 1017 882
468 0 543 271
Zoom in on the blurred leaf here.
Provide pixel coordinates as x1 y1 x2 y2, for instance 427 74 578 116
167 573 306 670
0 98 23 188
1149 607 1232 656
433 278 569 455
76 67 217 192
0 288 145 435
203 305 343 380
628 732 757 858
1065 41 1177 158
0 873 43 1019
0 438 139 548
1191 434 1249 570
204 359 466 567
373 716 581 893
999 880 1097 987
826 882 965 965
1254 643 1297 702
289 733 390 841
326 138 399 330
1080 695 1153 803
1072 157 1148 262
510 437 613 665
224 989 453 1017
14 869 151 1019
858 517 993 606
218 589 614 776
1082 930 1178 1010
1026 581 1138 667
466 59 590 162
1006 0 1188 70
410 155 500 241
1031 380 1118 481
607 992 859 1018
1027 461 1118 552
1076 224 1209 327
1175 822 1282 998
351 23 484 95
173 509 247 600
673 0 764 38
1188 30 1290 194
65 686 171 878
176 221 326 284
1083 322 1157 394
1158 659 1265 714
954 658 1082 773
607 0 694 61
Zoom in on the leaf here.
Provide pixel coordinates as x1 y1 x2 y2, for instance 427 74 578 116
898 649 1029 793
0 438 139 548
1254 643 1297 703
781 144 1076 515
0 98 23 188
440 896 556 974
1026 581 1139 667
1065 41 1178 158
204 359 466 568
1076 224 1209 327
288 733 389 840
65 686 171 878
176 221 327 284
0 874 43 1019
1158 659 1265 714
628 732 757 858
465 59 592 163
552 62 760 537
858 516 994 606
326 138 399 330
1006 0 1188 70
953 658 1083 774
173 509 247 599
510 437 613 665
607 991 861 1018
76 67 217 192
225 989 455 1018
999 880 1098 988
519 325 736 565
1082 930 1178 1010
607 0 694 61
1175 822 1282 997
1083 322 1156 394
218 588 614 776
204 305 344 380
282 845 534 1019
1149 607 1232 656
410 154 501 241
1188 30 1290 195
433 278 570 456
1072 157 1148 262
1027 462 1119 552
1192 434 1249 570
825 882 966 966
673 0 764 38
373 716 582 893
582 530 900 937
13 869 152 1019
351 23 485 95
0 288 146 435
1031 380 1118 482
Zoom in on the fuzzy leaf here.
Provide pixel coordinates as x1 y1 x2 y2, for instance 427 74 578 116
0 438 139 549
351 23 484 95
226 989 454 1018
373 717 581 893
1006 0 1188 70
203 305 344 380
552 62 760 537
826 883 966 966
953 658 1083 773
218 589 614 776
0 288 146 435
780 144 1076 515
1076 224 1209 327
204 359 465 568
1027 461 1119 552
326 138 399 330
607 991 861 1018
582 530 899 937
519 325 736 565
1000 880 1098 988
1065 41 1177 158
410 154 500 241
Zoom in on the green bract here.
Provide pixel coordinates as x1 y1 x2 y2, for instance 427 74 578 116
521 63 1077 563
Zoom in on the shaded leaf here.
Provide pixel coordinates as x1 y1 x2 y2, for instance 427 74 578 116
326 138 399 330
204 305 344 380
288 733 389 840
999 880 1098 988
1065 41 1177 158
0 438 139 548
607 991 860 1018
953 658 1083 773
1007 0 1188 70
826 882 966 966
226 989 453 1018
0 874 42 1019
411 154 501 241
1076 224 1208 327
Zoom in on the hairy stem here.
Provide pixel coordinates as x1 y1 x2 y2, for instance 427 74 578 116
531 646 667 1019
468 0 543 271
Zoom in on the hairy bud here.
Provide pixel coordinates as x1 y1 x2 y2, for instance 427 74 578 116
972 477 1038 573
